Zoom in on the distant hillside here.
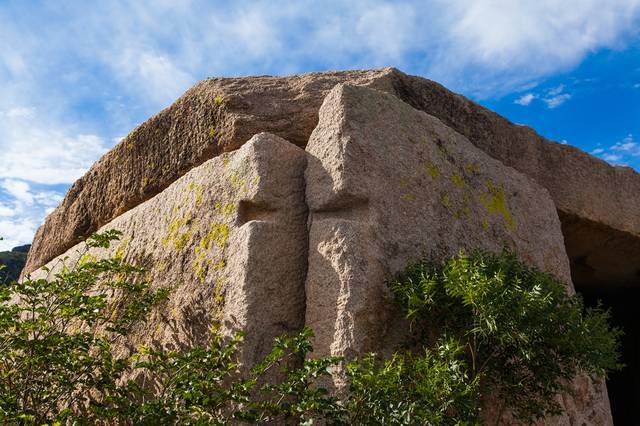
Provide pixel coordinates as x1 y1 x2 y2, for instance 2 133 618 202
0 244 30 283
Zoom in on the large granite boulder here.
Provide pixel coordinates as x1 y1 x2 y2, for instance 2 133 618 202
390 74 640 290
25 69 640 290
304 84 610 425
23 68 638 424
30 133 309 370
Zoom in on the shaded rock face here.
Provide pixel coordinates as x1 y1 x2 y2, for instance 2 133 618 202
25 68 640 424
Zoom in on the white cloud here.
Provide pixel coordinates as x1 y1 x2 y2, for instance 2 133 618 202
542 85 572 108
514 93 536 106
603 153 623 162
0 107 108 184
0 203 15 217
606 135 640 161
1 180 33 205
436 0 640 93
353 3 419 63
610 134 638 153
0 178 65 250
111 50 193 107
5 107 34 119
514 84 573 108
613 142 637 151
543 93 571 109
0 218 37 251
34 191 63 207
547 85 565 96
593 134 639 166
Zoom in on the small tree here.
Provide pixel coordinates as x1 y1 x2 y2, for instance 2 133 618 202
390 250 623 423
0 230 169 424
116 327 344 425
0 232 343 425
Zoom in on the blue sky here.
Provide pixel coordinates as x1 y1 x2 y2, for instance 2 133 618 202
0 0 639 250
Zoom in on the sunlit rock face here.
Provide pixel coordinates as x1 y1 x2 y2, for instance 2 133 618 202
31 133 309 375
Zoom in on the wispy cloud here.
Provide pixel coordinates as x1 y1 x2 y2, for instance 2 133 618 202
514 93 536 105
513 84 572 108
541 84 572 108
610 134 639 154
0 179 63 250
592 134 639 166
543 93 571 108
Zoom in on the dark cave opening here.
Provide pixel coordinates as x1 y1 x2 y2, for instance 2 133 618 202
577 285 640 425
560 211 640 425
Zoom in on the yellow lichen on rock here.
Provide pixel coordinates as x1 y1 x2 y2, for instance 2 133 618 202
479 179 516 230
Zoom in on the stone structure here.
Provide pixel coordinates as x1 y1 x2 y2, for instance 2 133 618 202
24 69 640 288
26 69 640 424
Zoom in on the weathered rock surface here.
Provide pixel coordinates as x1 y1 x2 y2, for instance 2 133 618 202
23 67 637 424
303 84 611 425
25 68 640 287
31 133 308 369
387 73 640 235
23 70 397 274
389 73 640 291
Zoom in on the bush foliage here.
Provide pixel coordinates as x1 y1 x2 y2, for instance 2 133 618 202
390 250 623 422
0 233 622 425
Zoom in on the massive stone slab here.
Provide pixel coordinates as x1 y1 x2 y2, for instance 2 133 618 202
23 70 397 274
30 133 308 370
304 84 611 425
26 68 640 285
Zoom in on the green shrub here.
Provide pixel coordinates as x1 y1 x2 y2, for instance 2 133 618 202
0 230 169 424
0 232 342 425
390 250 623 423
0 233 622 425
114 327 343 425
345 338 478 425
